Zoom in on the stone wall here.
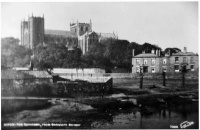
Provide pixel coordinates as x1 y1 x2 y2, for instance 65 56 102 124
53 68 105 74
52 78 113 97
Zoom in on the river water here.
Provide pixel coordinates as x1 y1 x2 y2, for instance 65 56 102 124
1 99 199 129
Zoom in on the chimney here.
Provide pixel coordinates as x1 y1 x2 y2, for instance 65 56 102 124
168 49 171 56
158 50 161 56
151 49 155 54
184 47 187 53
133 49 135 57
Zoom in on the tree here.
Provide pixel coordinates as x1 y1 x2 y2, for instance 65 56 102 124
180 63 189 88
33 43 82 69
164 48 181 56
105 40 130 67
1 37 31 68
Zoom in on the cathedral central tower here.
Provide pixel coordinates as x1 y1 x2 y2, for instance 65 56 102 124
70 20 92 37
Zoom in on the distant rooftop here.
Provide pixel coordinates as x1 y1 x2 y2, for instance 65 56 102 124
172 52 198 56
23 71 52 79
2 70 34 80
2 70 52 80
60 76 112 83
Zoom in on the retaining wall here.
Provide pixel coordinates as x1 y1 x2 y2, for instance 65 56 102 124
53 71 198 79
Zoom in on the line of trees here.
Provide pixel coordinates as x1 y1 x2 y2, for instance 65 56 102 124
1 37 164 72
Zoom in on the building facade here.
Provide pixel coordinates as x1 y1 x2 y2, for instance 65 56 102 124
21 14 117 54
132 50 162 73
132 48 198 73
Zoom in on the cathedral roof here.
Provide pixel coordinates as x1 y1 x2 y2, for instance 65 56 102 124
45 29 77 38
97 32 117 39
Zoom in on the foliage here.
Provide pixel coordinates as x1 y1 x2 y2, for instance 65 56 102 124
1 37 32 68
164 48 181 55
2 37 168 72
33 43 82 70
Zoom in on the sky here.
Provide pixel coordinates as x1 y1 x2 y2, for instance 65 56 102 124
1 2 198 53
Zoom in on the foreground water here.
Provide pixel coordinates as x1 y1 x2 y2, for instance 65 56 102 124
1 98 198 129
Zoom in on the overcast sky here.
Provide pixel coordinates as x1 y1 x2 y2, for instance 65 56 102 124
1 2 198 53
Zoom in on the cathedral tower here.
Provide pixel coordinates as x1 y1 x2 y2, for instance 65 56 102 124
70 20 92 37
21 14 44 50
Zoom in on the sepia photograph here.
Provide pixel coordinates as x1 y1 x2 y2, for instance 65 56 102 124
1 1 199 129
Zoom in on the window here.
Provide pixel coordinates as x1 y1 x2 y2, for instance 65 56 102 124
190 57 194 63
75 28 76 33
86 27 88 31
151 59 155 65
183 57 186 62
163 68 167 72
144 59 147 65
136 67 140 73
190 65 194 71
143 66 148 73
163 59 167 64
136 59 140 65
175 57 179 62
151 67 155 73
174 65 179 72
81 27 83 31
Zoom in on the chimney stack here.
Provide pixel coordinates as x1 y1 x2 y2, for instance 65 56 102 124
156 50 158 56
168 49 171 56
151 49 155 54
184 47 187 53
133 49 135 57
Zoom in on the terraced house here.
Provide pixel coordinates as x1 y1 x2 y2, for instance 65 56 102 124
132 47 198 73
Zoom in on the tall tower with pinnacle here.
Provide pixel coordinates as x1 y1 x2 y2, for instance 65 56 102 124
21 14 45 50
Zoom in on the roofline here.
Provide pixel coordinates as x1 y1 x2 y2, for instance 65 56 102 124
2 77 52 80
172 55 198 56
133 56 160 58
45 29 70 32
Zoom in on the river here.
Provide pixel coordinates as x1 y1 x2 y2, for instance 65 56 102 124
1 98 199 129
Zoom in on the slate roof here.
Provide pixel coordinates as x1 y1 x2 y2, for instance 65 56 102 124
45 29 77 38
2 70 52 80
23 71 52 78
134 53 159 58
2 70 34 80
172 52 198 56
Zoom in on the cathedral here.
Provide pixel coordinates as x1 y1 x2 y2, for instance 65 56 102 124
21 14 117 54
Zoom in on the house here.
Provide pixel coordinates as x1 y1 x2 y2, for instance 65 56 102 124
132 47 198 73
132 49 162 73
169 47 198 72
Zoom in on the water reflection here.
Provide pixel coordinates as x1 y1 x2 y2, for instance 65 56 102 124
1 99 199 129
96 102 198 129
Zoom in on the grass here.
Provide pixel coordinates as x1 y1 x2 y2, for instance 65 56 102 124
113 78 198 92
